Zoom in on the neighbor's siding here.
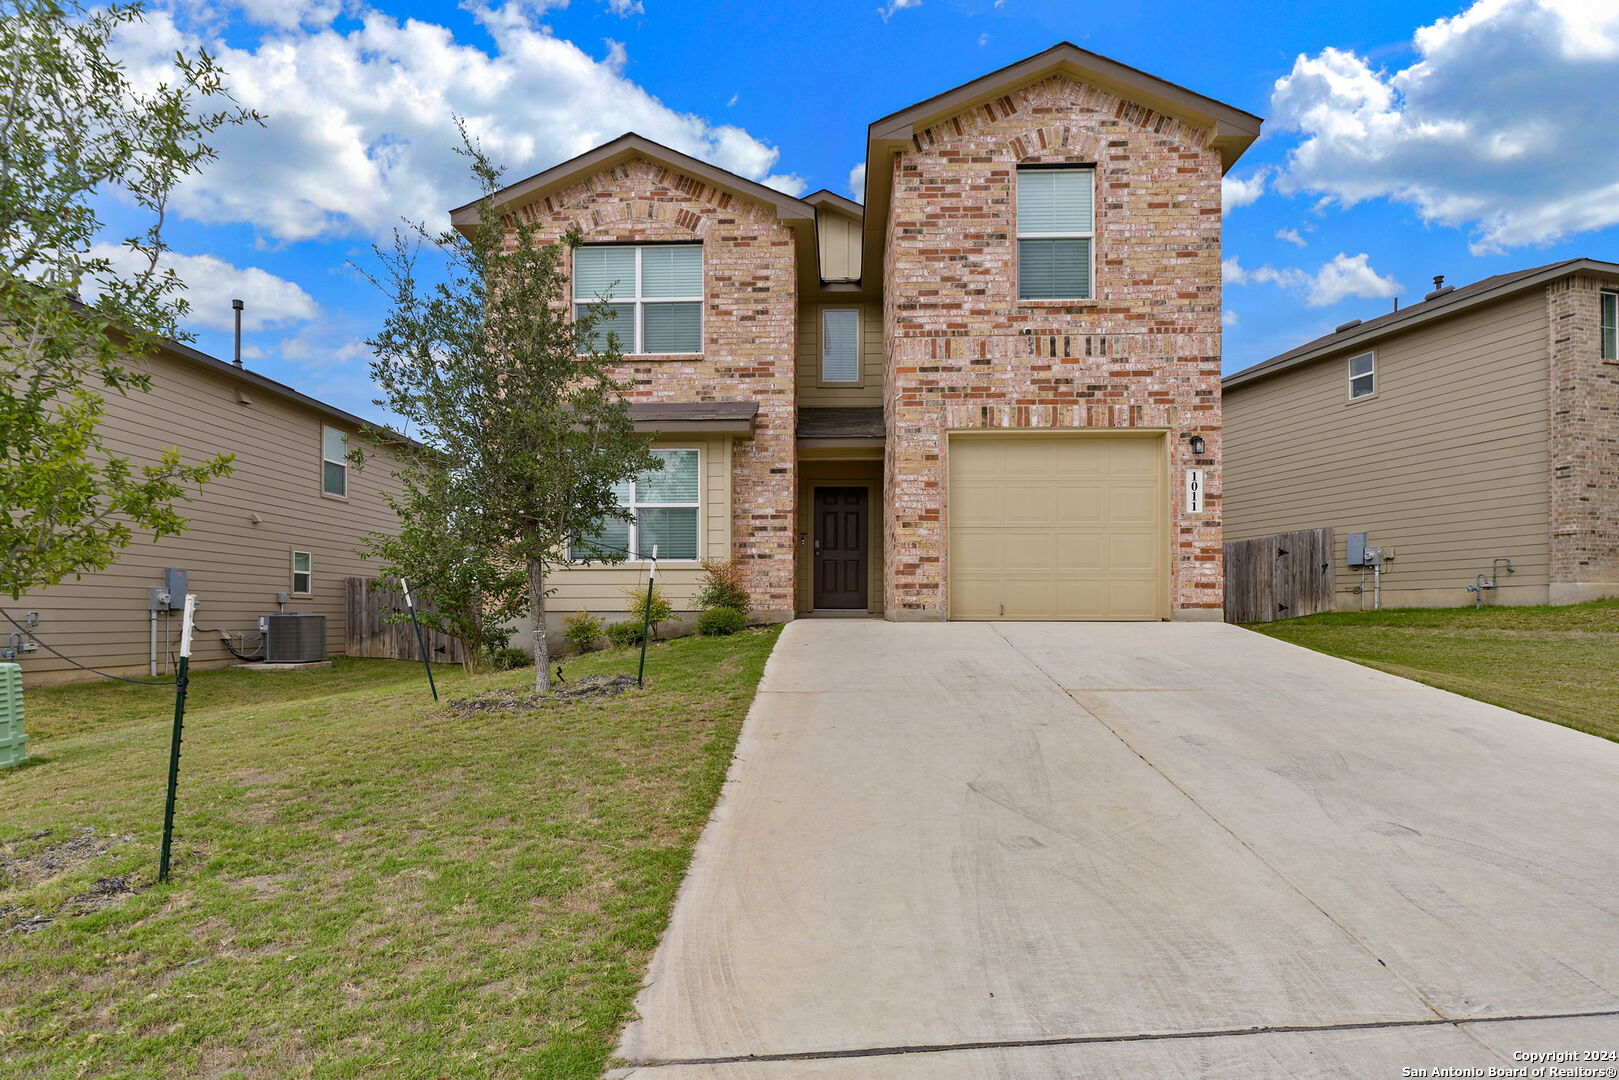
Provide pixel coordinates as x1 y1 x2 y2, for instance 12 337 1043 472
795 302 884 408
12 347 404 684
1224 287 1551 608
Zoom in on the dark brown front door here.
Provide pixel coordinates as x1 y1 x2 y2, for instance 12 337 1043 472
813 487 868 610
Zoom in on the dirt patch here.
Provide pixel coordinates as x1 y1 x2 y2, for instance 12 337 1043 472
450 674 640 714
1 827 134 888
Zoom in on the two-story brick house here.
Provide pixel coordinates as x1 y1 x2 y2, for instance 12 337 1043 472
451 43 1261 628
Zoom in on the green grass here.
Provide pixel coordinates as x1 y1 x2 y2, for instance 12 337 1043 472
1251 601 1619 742
0 627 779 1079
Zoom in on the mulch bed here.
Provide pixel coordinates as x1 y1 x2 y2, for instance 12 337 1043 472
449 674 640 714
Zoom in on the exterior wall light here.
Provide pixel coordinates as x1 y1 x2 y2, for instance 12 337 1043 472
1188 435 1207 455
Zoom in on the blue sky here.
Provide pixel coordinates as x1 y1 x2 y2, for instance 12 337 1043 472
104 0 1619 422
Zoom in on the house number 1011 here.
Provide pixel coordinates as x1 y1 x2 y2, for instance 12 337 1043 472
1185 469 1205 513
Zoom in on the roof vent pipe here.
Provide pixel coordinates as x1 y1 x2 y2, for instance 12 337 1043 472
232 299 244 367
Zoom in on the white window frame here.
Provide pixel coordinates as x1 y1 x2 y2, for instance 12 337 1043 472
1016 165 1096 302
572 448 702 563
574 244 703 356
1601 290 1618 360
321 426 348 498
291 550 313 596
819 307 862 386
1347 351 1376 401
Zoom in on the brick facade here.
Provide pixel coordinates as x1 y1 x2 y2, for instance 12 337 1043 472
881 75 1224 619
519 157 798 616
1546 274 1619 599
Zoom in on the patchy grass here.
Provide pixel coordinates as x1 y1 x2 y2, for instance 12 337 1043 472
1252 601 1619 743
0 627 779 1079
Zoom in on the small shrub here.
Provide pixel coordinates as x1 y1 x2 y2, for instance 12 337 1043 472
605 619 644 648
485 645 530 670
620 582 674 638
695 558 751 616
563 611 605 654
697 607 747 636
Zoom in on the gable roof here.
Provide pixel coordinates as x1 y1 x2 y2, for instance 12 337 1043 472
1223 258 1619 391
803 189 863 218
448 132 815 231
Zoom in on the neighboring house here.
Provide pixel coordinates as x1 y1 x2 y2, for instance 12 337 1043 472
8 335 407 685
1224 258 1619 609
451 42 1260 627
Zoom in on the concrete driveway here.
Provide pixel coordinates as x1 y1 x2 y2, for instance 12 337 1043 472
612 621 1619 1078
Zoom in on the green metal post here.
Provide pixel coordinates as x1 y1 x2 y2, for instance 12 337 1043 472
401 579 438 702
158 594 196 883
637 547 657 688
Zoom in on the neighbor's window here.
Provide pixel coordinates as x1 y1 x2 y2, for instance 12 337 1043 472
292 551 312 595
571 449 700 561
1602 291 1617 360
1348 352 1376 399
321 426 348 496
1017 166 1094 300
574 244 702 355
821 308 860 383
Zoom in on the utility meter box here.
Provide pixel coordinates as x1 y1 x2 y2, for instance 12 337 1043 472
0 662 26 770
1346 532 1368 567
162 568 187 610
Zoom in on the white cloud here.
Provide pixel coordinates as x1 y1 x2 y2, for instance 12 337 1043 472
848 162 867 200
977 33 989 46
110 5 805 244
1222 309 1238 328
606 0 644 15
86 243 319 331
1270 0 1619 253
1276 227 1307 247
1225 252 1401 308
1221 168 1267 214
879 0 921 22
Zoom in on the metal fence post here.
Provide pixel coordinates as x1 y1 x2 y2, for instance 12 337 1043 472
637 546 657 688
401 579 438 702
158 594 196 883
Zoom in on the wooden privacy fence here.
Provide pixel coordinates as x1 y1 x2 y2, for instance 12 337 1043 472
344 576 466 665
1224 528 1336 624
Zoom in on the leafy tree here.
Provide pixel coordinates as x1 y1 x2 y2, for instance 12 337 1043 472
363 126 659 692
1 0 257 598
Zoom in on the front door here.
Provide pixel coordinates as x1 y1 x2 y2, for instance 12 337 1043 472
813 487 869 610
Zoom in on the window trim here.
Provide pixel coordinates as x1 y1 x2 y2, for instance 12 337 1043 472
818 306 864 387
1015 164 1097 303
571 447 703 564
1347 350 1377 402
291 550 313 596
1601 290 1617 360
573 242 704 357
321 426 348 499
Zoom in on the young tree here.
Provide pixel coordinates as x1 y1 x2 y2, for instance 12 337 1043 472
364 128 659 692
1 0 257 598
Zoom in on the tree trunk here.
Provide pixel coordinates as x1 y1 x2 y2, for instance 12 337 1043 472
527 558 550 693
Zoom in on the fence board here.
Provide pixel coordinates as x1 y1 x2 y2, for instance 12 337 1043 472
343 576 465 665
1224 528 1335 623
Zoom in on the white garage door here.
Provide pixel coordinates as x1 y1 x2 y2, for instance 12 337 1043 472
948 434 1167 620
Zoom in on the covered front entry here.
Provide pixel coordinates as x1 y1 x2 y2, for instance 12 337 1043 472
948 432 1168 620
795 450 883 615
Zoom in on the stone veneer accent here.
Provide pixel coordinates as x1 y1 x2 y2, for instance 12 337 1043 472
882 74 1224 618
516 157 798 615
1546 273 1619 600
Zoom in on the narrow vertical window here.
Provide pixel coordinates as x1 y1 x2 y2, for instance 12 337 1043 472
821 309 860 383
1602 291 1617 360
321 426 348 496
291 551 313 595
1017 167 1094 300
1348 352 1376 399
574 244 702 354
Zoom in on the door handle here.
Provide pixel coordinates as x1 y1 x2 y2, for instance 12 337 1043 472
814 539 822 554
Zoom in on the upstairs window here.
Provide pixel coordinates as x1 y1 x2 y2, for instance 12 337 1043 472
571 449 701 562
1348 352 1376 400
574 244 702 355
1017 166 1094 300
1602 291 1617 359
821 308 861 383
321 426 348 496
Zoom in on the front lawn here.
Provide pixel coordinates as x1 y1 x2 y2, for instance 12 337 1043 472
0 627 779 1078
1251 601 1619 743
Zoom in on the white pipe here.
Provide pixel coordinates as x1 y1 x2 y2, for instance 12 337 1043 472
179 595 196 659
150 609 158 677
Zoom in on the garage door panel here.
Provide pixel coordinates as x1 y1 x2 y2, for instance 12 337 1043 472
950 434 1166 621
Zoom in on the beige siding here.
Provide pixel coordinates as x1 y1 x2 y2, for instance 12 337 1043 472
816 210 862 282
1224 288 1552 608
545 435 733 615
12 349 405 684
795 455 884 614
795 302 884 407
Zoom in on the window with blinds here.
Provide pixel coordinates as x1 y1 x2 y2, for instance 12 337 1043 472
1016 167 1094 300
574 244 702 354
1603 291 1617 360
821 309 860 383
571 449 701 561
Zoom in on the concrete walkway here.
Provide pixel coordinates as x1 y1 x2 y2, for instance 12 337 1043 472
612 622 1619 1078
